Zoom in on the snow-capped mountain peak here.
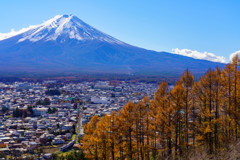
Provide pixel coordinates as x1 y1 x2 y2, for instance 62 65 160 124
1 14 123 44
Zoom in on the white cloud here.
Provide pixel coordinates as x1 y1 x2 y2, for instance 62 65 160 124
229 50 240 62
0 25 38 41
172 48 226 63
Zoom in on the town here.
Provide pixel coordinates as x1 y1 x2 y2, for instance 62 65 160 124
0 80 158 159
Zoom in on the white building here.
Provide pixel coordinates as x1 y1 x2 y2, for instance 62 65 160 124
91 97 110 104
33 107 48 116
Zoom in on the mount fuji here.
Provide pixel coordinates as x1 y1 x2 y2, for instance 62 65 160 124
0 14 224 77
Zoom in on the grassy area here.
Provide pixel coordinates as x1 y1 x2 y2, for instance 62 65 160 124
40 145 61 153
72 134 76 140
57 149 76 157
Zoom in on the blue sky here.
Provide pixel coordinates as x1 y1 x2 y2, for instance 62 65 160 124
0 0 239 62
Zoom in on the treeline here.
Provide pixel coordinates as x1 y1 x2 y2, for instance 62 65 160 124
45 89 61 96
36 98 51 105
82 56 240 159
13 106 33 118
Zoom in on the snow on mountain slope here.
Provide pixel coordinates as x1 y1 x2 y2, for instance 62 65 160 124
0 26 38 41
0 14 124 44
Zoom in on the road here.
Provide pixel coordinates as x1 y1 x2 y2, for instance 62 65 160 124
75 105 83 143
57 105 84 153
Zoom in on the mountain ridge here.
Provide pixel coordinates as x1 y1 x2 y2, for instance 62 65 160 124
0 14 224 77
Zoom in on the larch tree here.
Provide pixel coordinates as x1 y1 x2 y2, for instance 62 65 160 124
151 81 173 159
82 115 100 159
179 69 194 150
221 63 234 140
119 102 135 160
170 82 185 156
231 55 240 139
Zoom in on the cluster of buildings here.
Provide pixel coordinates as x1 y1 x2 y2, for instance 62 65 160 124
0 80 157 158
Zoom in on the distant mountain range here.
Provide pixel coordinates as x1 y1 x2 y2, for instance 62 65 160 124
0 14 224 77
